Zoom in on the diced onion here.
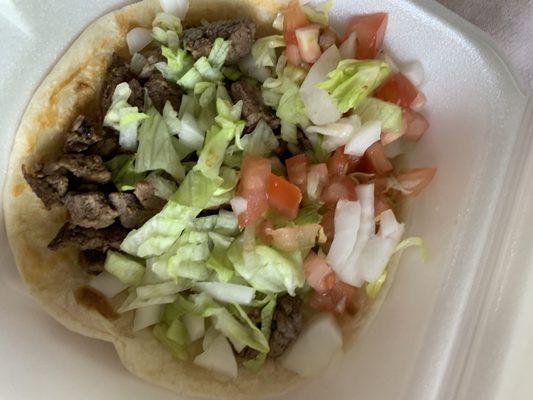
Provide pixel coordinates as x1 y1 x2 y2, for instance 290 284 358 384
130 52 148 75
281 314 343 377
230 196 248 216
327 200 361 272
402 60 424 87
194 334 238 379
344 121 382 157
159 0 189 18
272 12 284 31
126 28 153 55
339 32 356 59
195 282 255 305
89 271 128 298
133 304 163 331
295 25 322 64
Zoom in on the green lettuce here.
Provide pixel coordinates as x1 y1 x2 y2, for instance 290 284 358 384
158 46 194 81
243 296 277 371
241 120 279 157
104 251 145 286
302 0 333 25
105 155 145 191
251 35 286 68
356 97 403 137
317 60 390 112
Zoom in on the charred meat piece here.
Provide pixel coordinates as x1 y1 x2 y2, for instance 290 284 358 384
74 286 118 320
274 140 293 163
22 164 68 209
134 180 166 213
183 18 256 65
268 295 302 358
139 48 164 79
78 250 106 275
101 53 136 112
127 78 144 109
87 129 120 160
109 192 151 229
230 80 279 131
64 192 118 229
43 154 112 184
48 223 128 251
145 73 182 114
64 115 103 153
297 129 314 153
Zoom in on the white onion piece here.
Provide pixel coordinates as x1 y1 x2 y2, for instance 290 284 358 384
126 28 152 55
228 337 246 353
133 304 163 331
130 52 148 75
344 120 382 157
238 54 271 82
295 25 322 63
339 32 356 59
230 196 248 216
136 281 187 299
281 314 343 377
159 0 189 18
377 51 400 73
118 294 176 313
299 45 342 125
89 271 128 298
195 282 255 305
202 326 218 351
183 314 205 342
119 122 139 151
338 184 375 286
194 334 238 379
272 12 284 31
402 60 424 87
327 201 361 272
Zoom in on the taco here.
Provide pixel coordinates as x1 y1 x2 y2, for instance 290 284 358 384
4 0 435 397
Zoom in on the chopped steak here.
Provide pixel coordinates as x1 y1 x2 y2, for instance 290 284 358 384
78 250 106 275
22 164 68 209
43 154 111 184
183 18 256 64
269 295 302 358
88 128 119 160
74 286 118 320
145 73 182 114
139 48 164 79
64 115 103 153
48 223 128 251
134 180 166 213
274 140 292 163
109 192 151 229
64 192 118 229
127 78 144 109
297 129 314 153
230 80 279 131
102 53 135 112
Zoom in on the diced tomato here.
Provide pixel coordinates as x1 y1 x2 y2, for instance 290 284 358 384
344 13 388 59
321 208 336 242
307 163 329 198
375 72 421 109
310 280 359 315
374 194 392 216
283 0 310 45
381 117 408 146
237 155 271 226
360 142 393 175
286 43 303 67
396 168 436 197
327 147 361 177
257 219 274 245
304 251 336 294
372 176 389 194
320 176 357 207
403 109 429 142
286 154 309 193
267 174 302 219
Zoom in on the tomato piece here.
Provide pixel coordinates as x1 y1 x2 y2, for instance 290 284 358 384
375 72 420 109
310 280 359 315
361 142 393 175
286 43 303 67
283 0 310 45
345 13 388 59
267 174 302 219
286 154 309 193
403 109 429 142
374 194 392 216
327 147 361 177
321 208 336 242
320 176 357 207
304 251 336 294
397 168 436 197
237 155 271 226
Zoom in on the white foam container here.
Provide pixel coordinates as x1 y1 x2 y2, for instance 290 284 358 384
0 0 531 399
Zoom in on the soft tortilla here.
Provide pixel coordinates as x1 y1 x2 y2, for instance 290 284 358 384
3 0 389 397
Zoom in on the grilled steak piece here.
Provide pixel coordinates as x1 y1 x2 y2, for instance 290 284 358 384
43 154 111 184
133 180 166 213
183 18 256 65
64 192 118 229
139 48 164 79
268 295 302 358
22 164 69 209
145 73 182 114
78 250 106 275
230 80 279 131
64 115 103 153
101 53 136 112
48 223 128 252
109 192 151 229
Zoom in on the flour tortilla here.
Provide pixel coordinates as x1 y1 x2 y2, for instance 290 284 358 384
3 0 391 397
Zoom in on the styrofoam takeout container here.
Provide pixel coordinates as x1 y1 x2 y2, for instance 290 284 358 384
0 0 531 399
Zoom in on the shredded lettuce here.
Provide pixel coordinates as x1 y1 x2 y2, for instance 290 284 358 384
317 60 390 113
394 237 428 261
251 35 286 68
241 120 279 157
243 295 277 371
163 101 205 151
366 270 388 299
104 251 145 286
103 82 148 151
171 169 221 208
145 172 177 200
206 232 235 282
356 97 403 137
152 12 183 50
302 0 333 25
105 155 146 191
135 106 185 181
153 322 188 360
158 46 194 81
208 38 232 70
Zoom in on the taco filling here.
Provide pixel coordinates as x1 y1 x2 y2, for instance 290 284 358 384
20 0 435 379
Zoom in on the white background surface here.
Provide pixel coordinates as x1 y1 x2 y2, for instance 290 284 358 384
0 1 531 399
